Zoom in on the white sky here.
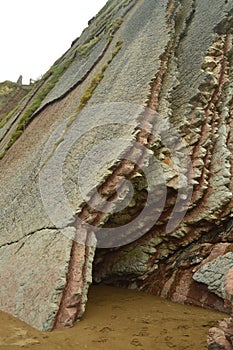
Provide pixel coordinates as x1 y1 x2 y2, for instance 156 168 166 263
0 1 108 84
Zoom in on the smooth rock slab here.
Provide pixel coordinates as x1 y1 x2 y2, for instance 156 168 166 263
0 229 73 331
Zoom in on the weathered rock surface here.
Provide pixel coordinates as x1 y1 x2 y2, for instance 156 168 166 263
0 80 30 121
0 2 233 347
193 252 233 299
207 268 233 349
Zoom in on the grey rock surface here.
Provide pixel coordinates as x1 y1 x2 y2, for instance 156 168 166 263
0 229 73 331
0 0 232 336
193 253 233 299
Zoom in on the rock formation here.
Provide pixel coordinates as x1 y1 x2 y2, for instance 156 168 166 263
0 0 233 347
16 75 23 86
0 80 30 121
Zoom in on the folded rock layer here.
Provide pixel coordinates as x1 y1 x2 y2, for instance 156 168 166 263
0 1 233 346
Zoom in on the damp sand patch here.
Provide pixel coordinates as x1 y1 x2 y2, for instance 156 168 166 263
0 285 227 350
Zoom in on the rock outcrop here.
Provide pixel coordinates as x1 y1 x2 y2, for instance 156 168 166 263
0 1 233 347
207 268 233 349
0 80 30 121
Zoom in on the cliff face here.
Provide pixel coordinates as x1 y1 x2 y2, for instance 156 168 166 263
0 80 30 121
0 0 233 347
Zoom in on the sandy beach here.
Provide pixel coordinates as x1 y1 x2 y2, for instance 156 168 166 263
0 285 227 350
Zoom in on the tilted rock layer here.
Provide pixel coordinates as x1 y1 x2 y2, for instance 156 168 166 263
0 0 233 347
0 80 30 121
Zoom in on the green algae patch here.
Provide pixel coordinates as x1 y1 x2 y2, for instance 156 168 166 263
73 40 124 117
0 56 74 158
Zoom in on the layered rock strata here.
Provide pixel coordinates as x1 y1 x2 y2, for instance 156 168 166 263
0 1 232 345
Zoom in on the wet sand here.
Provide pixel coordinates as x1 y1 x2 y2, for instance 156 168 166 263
0 285 227 350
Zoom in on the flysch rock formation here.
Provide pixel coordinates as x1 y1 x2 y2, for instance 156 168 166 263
0 80 30 121
0 0 233 348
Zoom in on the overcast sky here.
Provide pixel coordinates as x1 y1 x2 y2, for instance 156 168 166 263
0 1 108 84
